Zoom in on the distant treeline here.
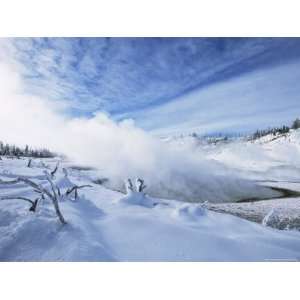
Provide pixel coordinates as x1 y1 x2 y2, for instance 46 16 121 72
252 117 300 140
0 141 55 158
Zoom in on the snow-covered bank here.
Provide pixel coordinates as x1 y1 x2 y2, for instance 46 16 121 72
1 157 300 261
160 129 300 230
208 197 300 231
203 129 300 182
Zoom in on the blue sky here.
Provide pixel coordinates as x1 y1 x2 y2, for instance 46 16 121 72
6 37 300 135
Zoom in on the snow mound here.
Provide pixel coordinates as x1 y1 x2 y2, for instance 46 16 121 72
172 203 206 221
118 192 156 208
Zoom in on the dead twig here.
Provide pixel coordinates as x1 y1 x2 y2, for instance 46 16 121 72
136 178 147 192
27 159 32 168
0 176 66 224
66 185 92 200
125 179 134 194
0 196 39 212
50 162 59 178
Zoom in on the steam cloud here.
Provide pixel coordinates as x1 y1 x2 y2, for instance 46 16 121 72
0 60 279 203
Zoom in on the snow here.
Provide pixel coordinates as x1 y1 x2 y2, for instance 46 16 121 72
208 197 300 230
118 192 156 208
1 156 300 261
205 130 300 181
164 129 300 230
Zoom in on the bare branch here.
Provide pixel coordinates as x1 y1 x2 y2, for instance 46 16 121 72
1 195 34 204
62 168 68 177
0 196 39 212
19 177 52 199
0 176 66 224
0 178 22 185
33 189 42 194
66 184 92 195
27 159 32 168
125 179 134 194
136 178 147 192
45 172 58 199
43 174 66 224
29 198 39 212
50 162 59 178
66 185 92 200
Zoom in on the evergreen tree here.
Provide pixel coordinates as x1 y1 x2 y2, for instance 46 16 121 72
291 118 300 130
0 140 55 158
24 145 29 156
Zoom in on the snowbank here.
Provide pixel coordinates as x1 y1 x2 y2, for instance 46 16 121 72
1 157 300 262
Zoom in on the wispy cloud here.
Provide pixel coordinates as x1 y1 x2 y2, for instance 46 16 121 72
2 37 300 133
124 60 300 135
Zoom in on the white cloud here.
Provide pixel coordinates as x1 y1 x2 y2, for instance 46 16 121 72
120 60 300 135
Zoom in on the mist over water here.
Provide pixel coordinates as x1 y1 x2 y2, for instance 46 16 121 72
0 60 281 203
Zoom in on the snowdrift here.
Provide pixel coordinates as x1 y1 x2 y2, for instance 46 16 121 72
1 157 300 261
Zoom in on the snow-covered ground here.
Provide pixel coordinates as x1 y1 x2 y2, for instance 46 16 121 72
1 156 300 261
165 130 300 175
207 198 300 230
164 129 300 230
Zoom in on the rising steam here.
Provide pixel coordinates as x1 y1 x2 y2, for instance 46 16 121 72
0 60 280 203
